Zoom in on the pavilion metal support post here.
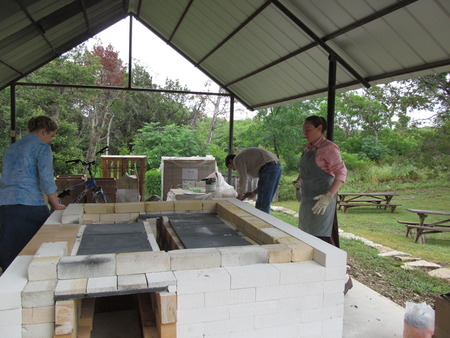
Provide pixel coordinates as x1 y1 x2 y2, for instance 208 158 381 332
327 55 337 142
10 84 16 143
227 95 235 183
128 16 133 88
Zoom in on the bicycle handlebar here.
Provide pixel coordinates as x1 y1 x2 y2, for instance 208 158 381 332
96 146 108 156
65 146 109 166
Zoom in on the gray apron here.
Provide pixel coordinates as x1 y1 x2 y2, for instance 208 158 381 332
298 148 336 237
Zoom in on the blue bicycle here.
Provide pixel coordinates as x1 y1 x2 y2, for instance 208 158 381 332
57 147 110 203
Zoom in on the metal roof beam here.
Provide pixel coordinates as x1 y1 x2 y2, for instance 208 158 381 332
273 0 370 88
324 0 418 40
226 0 419 87
169 0 194 42
252 59 450 110
0 59 24 75
15 81 230 97
18 1 58 56
196 0 273 66
80 0 92 35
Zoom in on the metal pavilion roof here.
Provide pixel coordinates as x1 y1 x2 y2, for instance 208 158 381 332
1 0 450 110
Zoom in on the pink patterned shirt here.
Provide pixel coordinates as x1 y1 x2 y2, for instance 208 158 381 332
303 135 347 183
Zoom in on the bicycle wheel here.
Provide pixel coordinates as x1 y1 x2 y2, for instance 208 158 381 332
93 189 109 203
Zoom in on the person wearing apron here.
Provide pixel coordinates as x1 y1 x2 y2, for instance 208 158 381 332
293 115 352 294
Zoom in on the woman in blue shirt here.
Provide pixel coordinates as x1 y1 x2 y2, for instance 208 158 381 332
0 116 66 271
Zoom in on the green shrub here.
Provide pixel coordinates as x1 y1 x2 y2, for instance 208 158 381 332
145 168 161 198
341 151 370 170
277 174 298 201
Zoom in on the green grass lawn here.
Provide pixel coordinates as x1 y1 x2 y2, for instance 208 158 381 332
272 186 450 266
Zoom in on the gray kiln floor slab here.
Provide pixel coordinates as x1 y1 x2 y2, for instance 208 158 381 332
77 222 152 255
168 213 251 249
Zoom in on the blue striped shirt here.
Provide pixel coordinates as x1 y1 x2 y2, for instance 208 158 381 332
0 134 57 206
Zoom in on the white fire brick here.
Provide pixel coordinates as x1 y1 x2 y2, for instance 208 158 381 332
58 254 116 279
225 264 280 289
21 280 57 308
145 271 177 289
177 305 230 324
218 246 268 267
176 322 205 338
174 268 231 295
0 308 21 326
272 261 325 284
118 274 147 291
323 291 345 307
322 313 344 336
61 203 83 224
325 279 347 294
326 264 347 281
177 293 205 310
205 288 256 307
203 317 255 336
0 255 33 310
143 219 157 236
254 311 287 329
0 324 21 338
299 320 324 336
256 282 323 302
169 248 221 271
87 276 117 294
277 322 329 338
147 233 160 251
70 225 85 255
116 251 170 275
278 294 323 312
313 244 346 267
54 278 87 297
28 256 59 281
35 241 68 257
22 323 54 338
43 209 63 225
230 300 277 319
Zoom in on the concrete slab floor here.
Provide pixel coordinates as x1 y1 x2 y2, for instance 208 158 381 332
343 278 405 337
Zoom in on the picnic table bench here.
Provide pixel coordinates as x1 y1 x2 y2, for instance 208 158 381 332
398 208 450 243
337 192 400 213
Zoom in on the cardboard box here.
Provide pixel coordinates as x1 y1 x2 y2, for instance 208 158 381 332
434 293 450 338
116 174 140 202
161 156 216 200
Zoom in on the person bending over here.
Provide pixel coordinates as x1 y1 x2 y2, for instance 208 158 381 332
225 147 282 214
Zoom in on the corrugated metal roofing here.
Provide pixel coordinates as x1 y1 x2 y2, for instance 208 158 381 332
1 0 449 110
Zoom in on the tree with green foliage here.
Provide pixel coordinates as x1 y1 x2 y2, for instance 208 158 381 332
82 44 127 161
407 73 450 126
251 100 320 172
132 122 209 169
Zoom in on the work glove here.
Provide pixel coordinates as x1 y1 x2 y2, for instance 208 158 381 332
312 191 333 215
292 180 301 202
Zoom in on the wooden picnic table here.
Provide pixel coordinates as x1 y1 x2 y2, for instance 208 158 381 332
337 192 400 213
398 208 450 243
